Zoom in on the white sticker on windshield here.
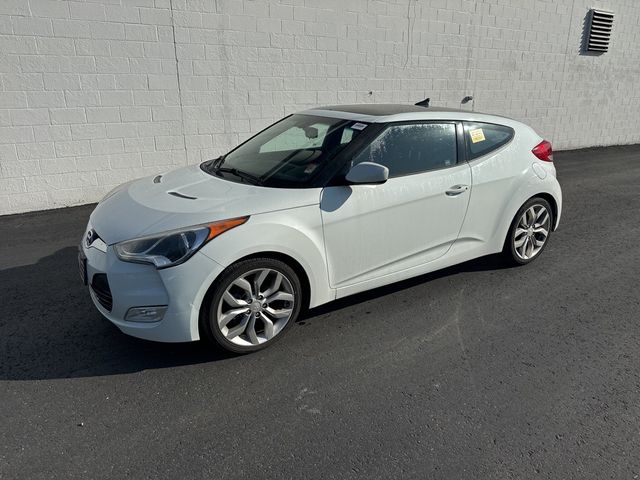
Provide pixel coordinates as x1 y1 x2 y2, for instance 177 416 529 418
351 123 368 131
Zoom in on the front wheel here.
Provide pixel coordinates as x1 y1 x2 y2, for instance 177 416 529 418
201 258 302 353
503 197 553 265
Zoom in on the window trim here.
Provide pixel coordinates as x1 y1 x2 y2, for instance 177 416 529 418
346 120 463 180
462 121 515 163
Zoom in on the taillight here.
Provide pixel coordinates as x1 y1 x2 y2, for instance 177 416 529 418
532 140 553 162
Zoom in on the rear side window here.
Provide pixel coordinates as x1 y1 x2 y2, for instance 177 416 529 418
464 122 514 159
353 123 457 177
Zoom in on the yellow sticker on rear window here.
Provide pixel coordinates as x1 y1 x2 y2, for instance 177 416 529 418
469 128 485 143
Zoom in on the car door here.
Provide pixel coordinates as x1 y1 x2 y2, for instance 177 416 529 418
320 121 471 289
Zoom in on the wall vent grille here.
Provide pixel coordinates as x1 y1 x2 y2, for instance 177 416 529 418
586 9 614 52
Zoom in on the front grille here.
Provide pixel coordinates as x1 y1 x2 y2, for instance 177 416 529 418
91 273 113 312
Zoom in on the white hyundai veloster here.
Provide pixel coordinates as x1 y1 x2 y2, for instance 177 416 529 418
79 104 562 353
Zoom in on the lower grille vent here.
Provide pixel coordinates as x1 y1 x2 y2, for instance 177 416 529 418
91 273 113 312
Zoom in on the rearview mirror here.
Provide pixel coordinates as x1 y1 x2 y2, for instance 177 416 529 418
302 126 318 139
345 162 389 185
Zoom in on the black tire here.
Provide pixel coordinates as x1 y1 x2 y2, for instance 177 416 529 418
201 257 303 354
503 197 553 266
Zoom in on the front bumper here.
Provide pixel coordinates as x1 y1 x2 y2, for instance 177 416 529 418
80 225 225 342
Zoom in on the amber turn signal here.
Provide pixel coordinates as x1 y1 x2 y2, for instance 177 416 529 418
206 216 249 241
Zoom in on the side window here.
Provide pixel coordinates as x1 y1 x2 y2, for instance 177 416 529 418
352 123 457 177
464 122 514 159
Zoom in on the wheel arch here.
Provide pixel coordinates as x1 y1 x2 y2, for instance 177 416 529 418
496 188 560 252
533 192 559 231
501 192 557 250
236 251 312 311
197 251 314 339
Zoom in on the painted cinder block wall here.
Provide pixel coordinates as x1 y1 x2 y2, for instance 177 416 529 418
0 0 639 215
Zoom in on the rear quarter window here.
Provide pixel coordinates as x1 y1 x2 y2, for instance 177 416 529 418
463 122 514 160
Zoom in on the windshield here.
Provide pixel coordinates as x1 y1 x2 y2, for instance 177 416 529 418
201 114 366 188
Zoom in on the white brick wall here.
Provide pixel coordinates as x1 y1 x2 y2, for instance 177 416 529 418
1 0 639 215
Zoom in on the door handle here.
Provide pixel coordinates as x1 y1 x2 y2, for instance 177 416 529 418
445 184 469 196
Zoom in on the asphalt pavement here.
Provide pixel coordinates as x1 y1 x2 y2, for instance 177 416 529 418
1 145 639 479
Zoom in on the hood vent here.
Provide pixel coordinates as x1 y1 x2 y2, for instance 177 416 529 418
586 9 614 52
168 191 197 200
153 175 163 183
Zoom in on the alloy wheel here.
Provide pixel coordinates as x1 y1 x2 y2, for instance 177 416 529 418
216 268 295 346
513 204 550 261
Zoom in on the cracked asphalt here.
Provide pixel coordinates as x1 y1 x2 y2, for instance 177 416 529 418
1 145 639 479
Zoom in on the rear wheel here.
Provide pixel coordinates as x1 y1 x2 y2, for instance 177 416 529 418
202 258 302 353
504 197 553 265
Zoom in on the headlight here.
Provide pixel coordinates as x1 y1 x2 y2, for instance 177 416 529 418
114 216 248 269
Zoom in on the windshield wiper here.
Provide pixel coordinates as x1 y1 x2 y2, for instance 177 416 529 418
201 155 224 174
211 155 225 171
215 167 263 186
205 155 263 186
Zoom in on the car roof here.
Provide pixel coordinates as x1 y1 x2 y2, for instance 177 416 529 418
299 103 518 126
314 104 466 116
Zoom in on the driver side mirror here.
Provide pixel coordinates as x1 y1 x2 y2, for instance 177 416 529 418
345 162 389 185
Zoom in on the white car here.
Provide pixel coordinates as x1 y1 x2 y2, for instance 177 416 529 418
79 104 562 353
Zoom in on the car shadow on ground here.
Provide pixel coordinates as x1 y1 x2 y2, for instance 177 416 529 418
0 246 515 381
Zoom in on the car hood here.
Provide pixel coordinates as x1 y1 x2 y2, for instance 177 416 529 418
90 164 321 244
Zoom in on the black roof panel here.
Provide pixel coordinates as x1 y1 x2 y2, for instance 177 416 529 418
316 104 466 116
